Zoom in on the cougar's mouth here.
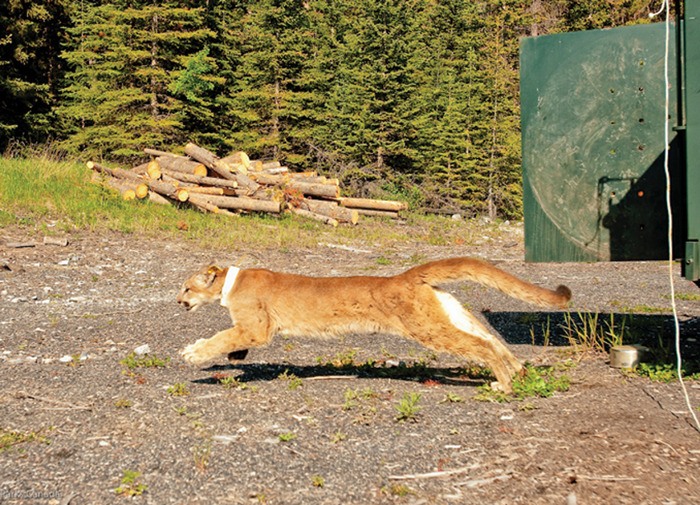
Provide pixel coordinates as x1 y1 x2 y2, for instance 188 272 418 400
179 299 198 312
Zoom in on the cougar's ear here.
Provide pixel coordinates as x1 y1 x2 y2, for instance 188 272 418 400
207 265 223 275
192 265 222 288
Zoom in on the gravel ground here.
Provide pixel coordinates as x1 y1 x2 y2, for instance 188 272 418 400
1 222 699 505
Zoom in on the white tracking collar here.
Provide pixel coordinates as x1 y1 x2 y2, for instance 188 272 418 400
220 266 240 307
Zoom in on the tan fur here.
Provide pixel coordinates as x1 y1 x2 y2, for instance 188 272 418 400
177 258 571 393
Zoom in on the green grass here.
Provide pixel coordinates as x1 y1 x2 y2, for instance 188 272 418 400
278 432 296 442
0 428 50 452
474 365 571 403
115 470 147 497
119 352 170 370
394 392 422 422
0 154 503 251
167 382 190 396
632 362 700 383
278 369 303 390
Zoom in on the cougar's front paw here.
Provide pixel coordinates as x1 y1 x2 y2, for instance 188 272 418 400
181 338 216 366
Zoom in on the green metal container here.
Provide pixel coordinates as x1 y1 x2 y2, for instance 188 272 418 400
520 8 698 282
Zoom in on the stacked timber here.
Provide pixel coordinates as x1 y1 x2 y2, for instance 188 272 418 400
88 143 407 226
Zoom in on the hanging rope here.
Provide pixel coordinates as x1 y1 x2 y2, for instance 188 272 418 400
650 0 700 433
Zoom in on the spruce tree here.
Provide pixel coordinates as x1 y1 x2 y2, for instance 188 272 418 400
314 0 421 197
0 0 71 149
60 0 214 161
216 0 322 164
410 0 486 211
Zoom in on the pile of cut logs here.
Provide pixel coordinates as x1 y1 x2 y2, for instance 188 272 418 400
88 143 406 226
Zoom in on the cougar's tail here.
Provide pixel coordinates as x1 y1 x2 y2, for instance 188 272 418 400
403 257 571 308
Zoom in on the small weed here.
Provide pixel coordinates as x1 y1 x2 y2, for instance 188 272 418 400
278 432 296 442
633 362 700 383
278 369 303 390
120 352 170 370
319 348 358 368
343 387 379 411
114 398 132 409
174 406 189 416
68 354 83 367
519 402 537 412
474 365 570 403
330 431 347 444
395 392 422 422
562 311 603 352
375 256 392 265
212 373 247 390
622 304 668 314
383 483 413 497
167 382 189 397
192 439 212 473
311 475 325 488
0 428 49 452
442 392 463 403
671 292 700 301
115 470 147 497
561 311 629 353
343 389 360 411
460 363 493 380
530 316 552 348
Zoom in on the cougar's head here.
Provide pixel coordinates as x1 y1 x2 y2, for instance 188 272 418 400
177 265 226 312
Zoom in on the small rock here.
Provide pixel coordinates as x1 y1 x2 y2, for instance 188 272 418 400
212 435 239 445
134 344 150 356
59 355 73 363
25 356 38 364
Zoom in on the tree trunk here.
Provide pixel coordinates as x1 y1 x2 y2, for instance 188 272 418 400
336 197 407 212
184 143 237 181
354 208 400 219
184 143 260 193
286 180 340 199
191 194 282 213
291 207 339 227
161 169 239 190
300 199 359 224
220 151 251 173
156 156 207 177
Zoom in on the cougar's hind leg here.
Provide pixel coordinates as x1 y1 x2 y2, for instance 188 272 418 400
399 288 522 392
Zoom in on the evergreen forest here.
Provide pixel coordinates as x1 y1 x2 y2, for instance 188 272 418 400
1 0 659 217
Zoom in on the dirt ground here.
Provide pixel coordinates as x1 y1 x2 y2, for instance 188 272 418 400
1 221 699 505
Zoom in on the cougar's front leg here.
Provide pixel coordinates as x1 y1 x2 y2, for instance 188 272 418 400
181 319 272 366
181 328 241 365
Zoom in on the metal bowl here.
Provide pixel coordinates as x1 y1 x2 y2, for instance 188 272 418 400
609 344 649 368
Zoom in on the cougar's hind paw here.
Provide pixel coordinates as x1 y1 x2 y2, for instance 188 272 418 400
227 349 249 362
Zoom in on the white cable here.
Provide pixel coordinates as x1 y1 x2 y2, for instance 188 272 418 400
657 1 700 432
648 1 666 19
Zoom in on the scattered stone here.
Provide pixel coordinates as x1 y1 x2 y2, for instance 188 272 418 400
212 434 239 445
133 344 150 356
